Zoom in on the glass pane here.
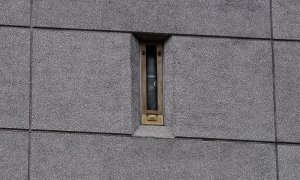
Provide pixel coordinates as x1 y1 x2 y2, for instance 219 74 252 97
146 45 158 110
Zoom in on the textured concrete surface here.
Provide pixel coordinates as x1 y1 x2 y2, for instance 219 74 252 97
133 125 174 139
278 145 300 180
130 35 141 131
0 0 30 26
275 42 300 142
168 36 275 141
0 131 28 180
0 27 30 129
31 132 276 180
32 0 270 38
32 30 136 134
163 37 175 133
273 0 300 40
1 0 299 179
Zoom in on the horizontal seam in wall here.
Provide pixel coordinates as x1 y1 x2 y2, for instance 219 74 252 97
0 128 29 132
1 128 299 146
1 24 300 42
176 136 300 146
0 24 30 28
31 129 133 137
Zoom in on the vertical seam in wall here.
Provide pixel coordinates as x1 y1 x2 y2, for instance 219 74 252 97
171 40 175 130
129 35 136 133
269 0 279 180
28 0 34 179
270 0 277 143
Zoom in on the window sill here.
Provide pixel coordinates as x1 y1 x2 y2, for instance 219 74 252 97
133 125 174 139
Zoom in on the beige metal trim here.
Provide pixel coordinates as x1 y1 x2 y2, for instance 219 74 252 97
142 114 163 125
140 42 164 125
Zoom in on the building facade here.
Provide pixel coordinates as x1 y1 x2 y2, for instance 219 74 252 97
0 0 300 179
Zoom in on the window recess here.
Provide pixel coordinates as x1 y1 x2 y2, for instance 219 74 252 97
141 42 163 125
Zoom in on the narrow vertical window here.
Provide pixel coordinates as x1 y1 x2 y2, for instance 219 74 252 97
141 43 163 125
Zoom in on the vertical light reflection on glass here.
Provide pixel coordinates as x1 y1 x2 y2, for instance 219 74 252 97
146 45 158 110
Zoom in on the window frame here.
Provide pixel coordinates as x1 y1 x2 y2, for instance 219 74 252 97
140 42 164 125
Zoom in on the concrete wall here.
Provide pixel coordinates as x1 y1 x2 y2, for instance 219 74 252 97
0 0 300 179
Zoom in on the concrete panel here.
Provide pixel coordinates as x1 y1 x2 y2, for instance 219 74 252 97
0 131 28 180
273 0 300 40
130 35 141 131
278 145 300 180
275 42 300 142
166 36 274 141
32 30 138 134
0 27 30 129
163 37 175 133
31 132 276 180
32 0 270 38
0 0 30 26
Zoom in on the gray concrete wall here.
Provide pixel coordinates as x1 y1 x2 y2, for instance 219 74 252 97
0 0 300 179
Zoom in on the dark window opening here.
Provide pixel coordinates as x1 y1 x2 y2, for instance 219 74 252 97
146 45 158 110
141 42 163 125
